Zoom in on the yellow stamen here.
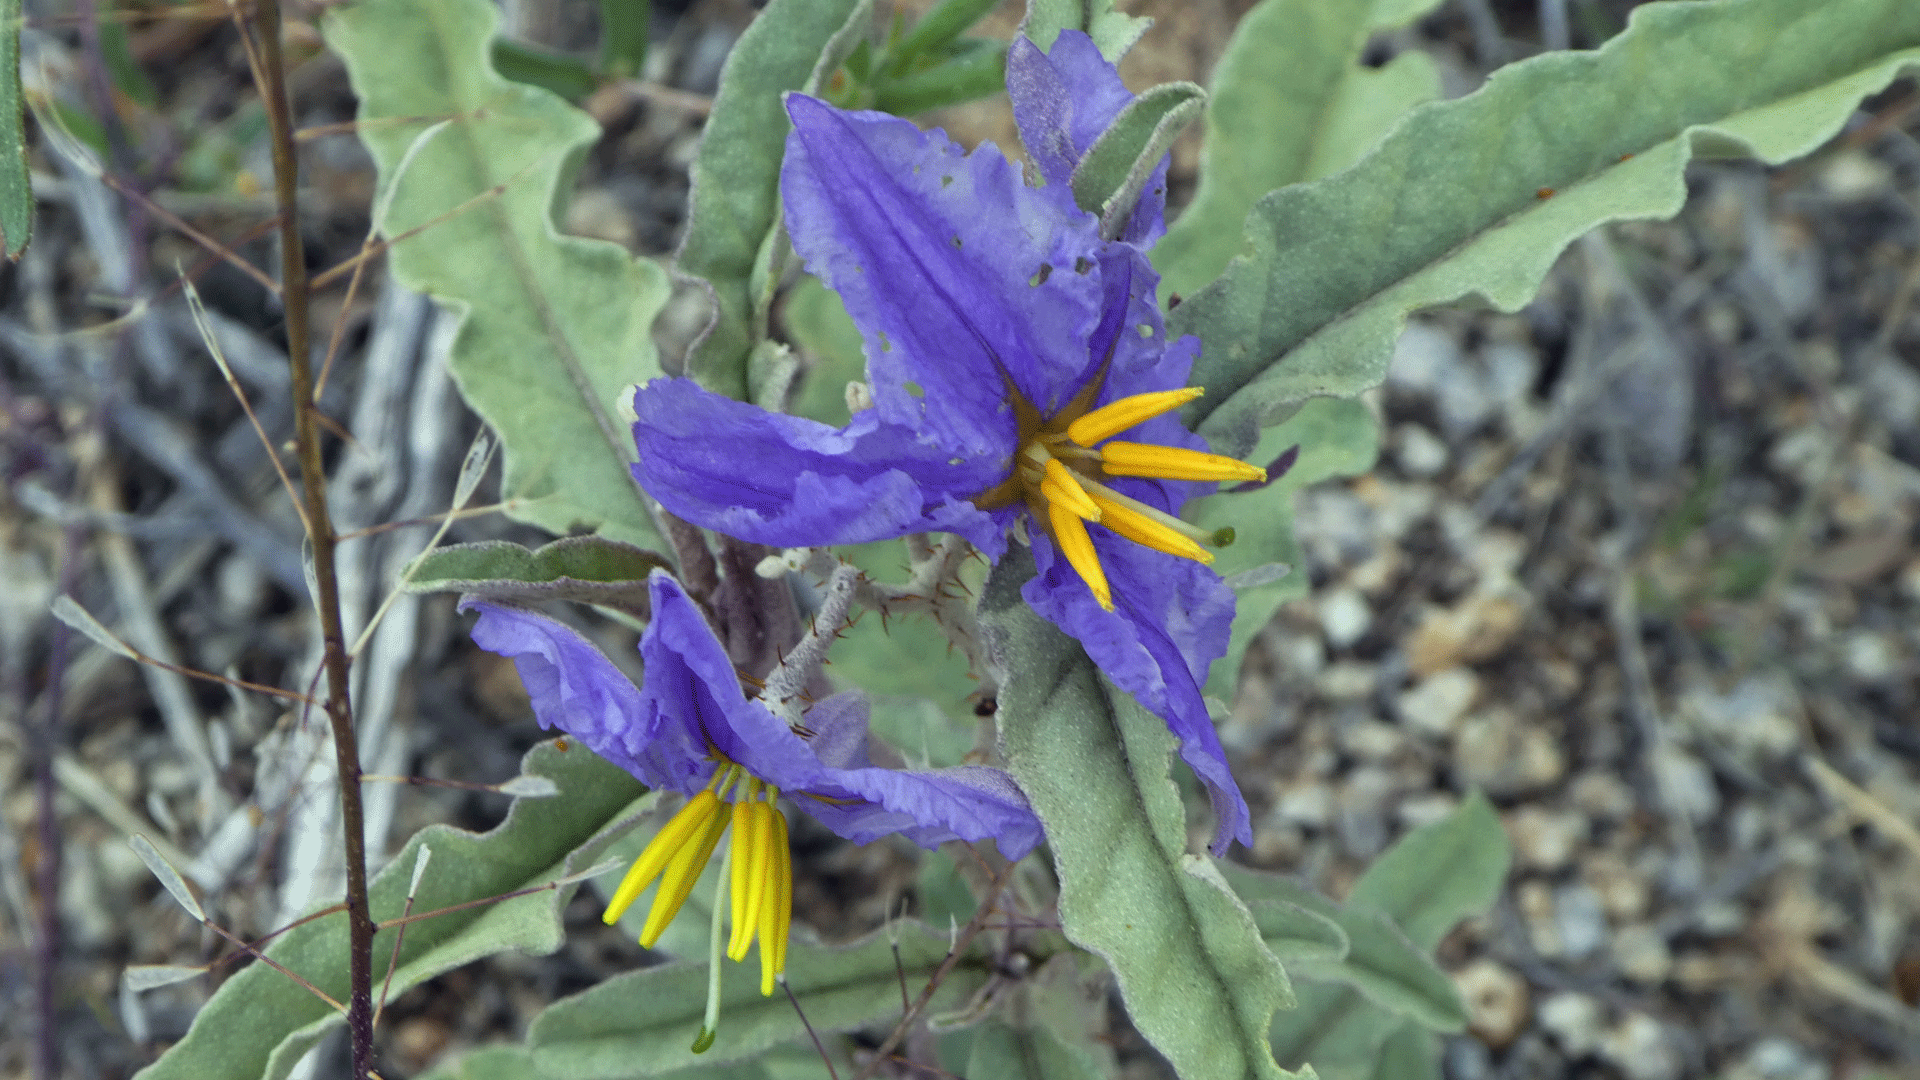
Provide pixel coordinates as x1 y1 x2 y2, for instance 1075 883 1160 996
606 789 720 924
1041 458 1100 520
640 800 733 948
1081 479 1236 548
760 809 793 996
1099 441 1268 483
1048 503 1113 610
1087 491 1214 564
1066 387 1204 447
729 799 775 961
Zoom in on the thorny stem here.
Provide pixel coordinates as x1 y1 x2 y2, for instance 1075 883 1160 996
849 861 1017 1080
253 3 378 1075
761 561 864 722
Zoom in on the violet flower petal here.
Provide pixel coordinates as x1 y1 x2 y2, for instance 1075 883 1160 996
631 376 1008 556
1022 534 1250 854
780 95 1115 438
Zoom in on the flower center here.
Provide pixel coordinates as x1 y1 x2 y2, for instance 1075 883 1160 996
603 764 793 999
976 385 1265 611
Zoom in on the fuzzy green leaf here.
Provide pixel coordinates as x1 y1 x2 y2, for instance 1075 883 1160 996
417 1045 540 1080
324 0 669 549
679 0 873 399
1218 864 1463 1033
405 537 671 617
1153 0 1444 301
1190 396 1379 697
982 551 1301 1080
134 742 651 1080
1071 81 1205 238
1177 0 1920 458
1344 791 1510 951
0 0 30 257
1247 899 1349 964
1018 0 1150 62
527 923 992 1078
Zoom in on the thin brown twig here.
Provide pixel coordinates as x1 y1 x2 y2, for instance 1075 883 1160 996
850 861 1017 1080
249 1 379 1074
334 502 504 542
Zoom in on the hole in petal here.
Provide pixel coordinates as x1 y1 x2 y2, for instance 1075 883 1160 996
1074 257 1092 274
951 235 962 249
878 332 892 353
904 381 924 398
1030 264 1053 287
941 175 954 187
1137 324 1154 338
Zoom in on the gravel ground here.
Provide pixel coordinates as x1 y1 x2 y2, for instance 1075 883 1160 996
1 2 1918 1079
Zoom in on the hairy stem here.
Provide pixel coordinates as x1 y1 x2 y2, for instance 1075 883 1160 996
253 3 377 1074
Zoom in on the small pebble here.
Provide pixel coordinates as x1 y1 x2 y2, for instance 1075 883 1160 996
1457 710 1565 796
1737 1037 1829 1080
1455 958 1531 1049
1315 661 1378 701
1598 1013 1680 1080
1394 422 1449 477
1396 667 1480 738
1553 883 1608 959
1612 923 1674 984
1319 586 1373 649
1539 991 1605 1055
1650 742 1720 822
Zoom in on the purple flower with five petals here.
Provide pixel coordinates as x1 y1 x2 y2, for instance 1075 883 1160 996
629 33 1259 853
464 571 1040 997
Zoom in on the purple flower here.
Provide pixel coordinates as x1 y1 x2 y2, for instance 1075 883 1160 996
463 572 1040 997
630 33 1258 854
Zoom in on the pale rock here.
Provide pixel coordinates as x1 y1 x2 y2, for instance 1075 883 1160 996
1569 771 1636 820
1407 590 1527 675
1598 1014 1680 1080
1273 780 1334 828
1397 791 1459 828
1463 528 1528 584
1340 721 1405 761
1396 667 1480 737
1270 629 1327 679
1251 821 1305 865
1679 675 1800 760
1843 631 1901 683
1318 587 1372 649
1455 958 1531 1049
1338 767 1398 857
1388 320 1461 395
1650 742 1720 822
1736 1037 1830 1080
1356 477 1437 541
1538 991 1605 1055
1315 661 1378 701
1611 923 1673 984
1866 357 1920 434
1696 900 1748 936
1293 486 1376 568
1508 806 1588 872
1819 149 1893 200
1901 555 1920 604
1394 422 1449 477
1553 883 1608 959
1456 709 1565 796
1346 545 1404 596
1518 879 1564 956
1584 854 1651 921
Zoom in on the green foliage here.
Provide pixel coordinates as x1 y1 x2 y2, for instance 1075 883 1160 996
1175 0 1920 459
1190 396 1379 697
134 743 651 1080
598 0 650 78
1224 795 1510 1079
678 0 872 401
491 39 600 101
416 1045 540 1080
1071 81 1206 237
0 0 30 257
527 923 1000 1078
404 537 671 618
981 549 1303 1080
1153 0 1445 301
325 0 670 550
1019 0 1150 62
868 37 1008 116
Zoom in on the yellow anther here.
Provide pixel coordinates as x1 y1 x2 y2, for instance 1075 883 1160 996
640 800 733 948
759 809 793 996
1087 491 1214 564
1039 459 1101 523
1099 441 1268 483
1066 387 1204 447
729 800 775 961
1048 503 1113 610
606 789 720 924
